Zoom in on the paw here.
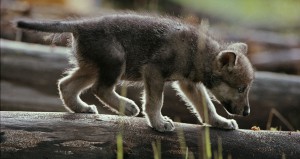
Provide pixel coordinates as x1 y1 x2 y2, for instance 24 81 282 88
78 105 99 114
211 119 238 130
86 105 99 114
150 116 175 132
124 102 140 116
224 119 239 129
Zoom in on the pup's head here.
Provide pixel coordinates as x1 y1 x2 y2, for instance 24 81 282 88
209 43 254 116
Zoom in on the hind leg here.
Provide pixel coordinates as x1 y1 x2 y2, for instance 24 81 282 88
92 66 140 116
58 67 98 114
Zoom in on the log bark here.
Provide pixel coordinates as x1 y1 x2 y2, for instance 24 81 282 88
0 111 299 159
1 39 300 130
250 49 300 74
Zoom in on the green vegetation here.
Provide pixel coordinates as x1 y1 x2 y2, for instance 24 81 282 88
117 132 123 159
152 140 162 159
176 121 195 159
117 85 128 159
200 87 212 159
216 137 223 159
171 0 300 28
119 85 128 115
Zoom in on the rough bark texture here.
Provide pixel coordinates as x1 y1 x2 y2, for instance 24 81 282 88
0 111 299 159
1 39 300 130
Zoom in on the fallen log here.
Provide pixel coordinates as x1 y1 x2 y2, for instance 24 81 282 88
0 80 65 112
0 39 69 95
0 111 299 159
1 39 300 130
239 72 300 130
250 49 300 74
219 27 300 48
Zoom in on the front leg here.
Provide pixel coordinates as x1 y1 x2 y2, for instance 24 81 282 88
173 81 238 129
142 66 175 132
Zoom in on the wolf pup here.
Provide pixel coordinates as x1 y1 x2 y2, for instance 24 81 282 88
16 13 254 132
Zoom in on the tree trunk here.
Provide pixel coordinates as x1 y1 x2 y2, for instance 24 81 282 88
1 111 299 159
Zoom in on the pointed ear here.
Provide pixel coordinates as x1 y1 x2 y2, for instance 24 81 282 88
217 51 237 71
228 43 248 54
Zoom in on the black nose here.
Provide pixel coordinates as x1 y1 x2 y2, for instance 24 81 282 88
243 106 250 116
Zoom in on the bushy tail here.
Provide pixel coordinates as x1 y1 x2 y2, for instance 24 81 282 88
16 20 75 33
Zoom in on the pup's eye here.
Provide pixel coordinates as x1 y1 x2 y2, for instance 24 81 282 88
238 86 246 93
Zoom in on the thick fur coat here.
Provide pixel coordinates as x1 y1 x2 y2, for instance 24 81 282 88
16 13 254 132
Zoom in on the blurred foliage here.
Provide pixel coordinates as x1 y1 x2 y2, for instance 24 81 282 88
102 0 159 11
171 0 300 29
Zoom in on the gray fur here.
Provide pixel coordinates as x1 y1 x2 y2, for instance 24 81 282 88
16 13 254 132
